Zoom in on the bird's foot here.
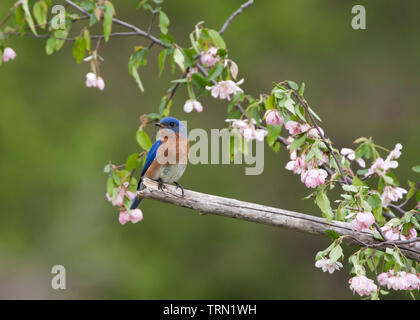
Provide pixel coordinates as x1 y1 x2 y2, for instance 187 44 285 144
157 179 167 191
174 182 185 197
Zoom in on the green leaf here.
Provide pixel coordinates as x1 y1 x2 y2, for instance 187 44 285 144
367 193 382 209
136 127 152 150
298 82 305 96
207 62 224 81
72 36 86 64
103 1 115 42
289 134 306 151
173 48 185 72
342 184 358 193
287 80 298 90
158 11 169 34
125 153 141 171
83 28 91 51
412 166 420 173
130 65 144 92
393 251 405 267
316 189 334 222
22 0 38 35
329 245 343 263
128 49 148 92
104 163 111 173
325 229 340 240
33 0 48 29
45 36 56 55
158 49 167 76
265 94 275 110
266 125 282 147
106 177 116 195
208 29 226 49
54 28 69 51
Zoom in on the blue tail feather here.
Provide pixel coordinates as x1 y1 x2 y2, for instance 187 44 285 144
130 179 146 210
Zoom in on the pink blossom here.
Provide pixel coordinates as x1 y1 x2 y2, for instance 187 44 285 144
285 157 306 175
119 209 143 225
307 127 324 139
349 275 377 296
340 147 366 167
285 136 294 146
96 77 105 90
377 272 388 286
315 258 343 274
301 169 328 188
379 271 420 291
351 211 375 232
184 99 203 113
400 227 417 247
285 121 301 135
284 121 312 136
300 123 311 133
264 109 284 126
129 208 143 223
380 225 401 241
206 79 244 101
2 47 16 62
366 157 398 177
85 72 105 90
380 186 407 207
200 47 219 67
388 143 402 160
119 211 131 225
226 118 267 142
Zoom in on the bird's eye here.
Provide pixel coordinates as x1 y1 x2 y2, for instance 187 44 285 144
170 122 175 127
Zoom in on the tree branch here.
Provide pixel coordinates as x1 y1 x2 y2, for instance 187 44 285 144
138 177 420 262
219 0 254 35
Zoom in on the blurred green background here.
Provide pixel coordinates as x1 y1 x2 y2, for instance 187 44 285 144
0 0 419 299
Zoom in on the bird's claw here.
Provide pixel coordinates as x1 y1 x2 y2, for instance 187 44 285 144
174 182 185 197
157 179 167 191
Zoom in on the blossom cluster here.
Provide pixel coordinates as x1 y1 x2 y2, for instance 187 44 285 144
106 182 143 225
377 270 420 291
226 118 267 142
365 143 402 177
380 224 417 245
85 72 105 91
349 275 378 296
282 118 329 188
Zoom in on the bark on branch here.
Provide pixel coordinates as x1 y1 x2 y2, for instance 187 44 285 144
138 178 420 262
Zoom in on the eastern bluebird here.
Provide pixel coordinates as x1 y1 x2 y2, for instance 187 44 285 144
130 117 189 209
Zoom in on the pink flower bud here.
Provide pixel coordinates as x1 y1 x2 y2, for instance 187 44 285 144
264 109 284 126
96 76 105 90
119 211 131 225
129 209 143 223
3 47 16 62
351 211 375 232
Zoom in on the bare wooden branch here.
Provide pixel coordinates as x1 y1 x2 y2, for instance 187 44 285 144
219 0 255 35
138 177 420 262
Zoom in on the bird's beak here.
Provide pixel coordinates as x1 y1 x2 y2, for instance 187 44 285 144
155 123 163 128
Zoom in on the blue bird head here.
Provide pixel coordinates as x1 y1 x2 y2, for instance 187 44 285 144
155 117 187 136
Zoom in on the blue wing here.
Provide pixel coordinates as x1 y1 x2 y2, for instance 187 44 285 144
140 139 162 178
130 139 163 210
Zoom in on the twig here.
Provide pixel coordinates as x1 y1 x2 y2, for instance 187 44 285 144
64 0 167 47
0 1 22 28
219 0 254 35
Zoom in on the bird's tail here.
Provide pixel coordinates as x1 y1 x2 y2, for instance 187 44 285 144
130 179 146 209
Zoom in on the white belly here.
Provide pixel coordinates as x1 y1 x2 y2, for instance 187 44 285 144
153 164 187 183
